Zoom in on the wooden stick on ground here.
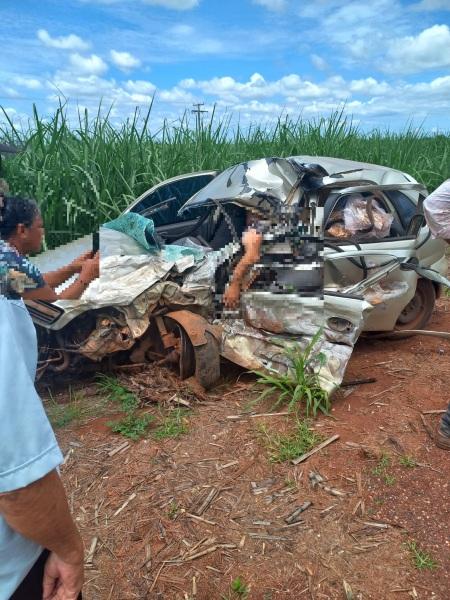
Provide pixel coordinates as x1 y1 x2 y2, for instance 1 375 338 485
292 434 340 465
419 414 434 440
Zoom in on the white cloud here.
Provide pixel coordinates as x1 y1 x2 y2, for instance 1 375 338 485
170 24 195 36
142 0 199 7
166 24 225 54
110 50 141 70
310 54 328 71
298 0 411 67
252 0 287 11
158 86 196 103
412 0 450 10
386 24 450 73
48 73 116 98
79 0 199 7
13 76 42 90
349 77 390 95
37 29 90 51
124 80 156 94
69 53 108 75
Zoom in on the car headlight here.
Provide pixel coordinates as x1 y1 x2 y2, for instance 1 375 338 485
327 317 354 333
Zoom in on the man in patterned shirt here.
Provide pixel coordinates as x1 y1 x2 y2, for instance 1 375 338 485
0 195 98 300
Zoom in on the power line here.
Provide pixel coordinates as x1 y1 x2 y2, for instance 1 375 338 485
191 102 208 132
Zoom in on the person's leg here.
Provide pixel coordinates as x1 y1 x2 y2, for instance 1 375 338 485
436 402 450 450
10 550 82 600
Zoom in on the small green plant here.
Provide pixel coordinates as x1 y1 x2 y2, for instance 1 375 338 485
47 400 83 428
46 387 84 428
167 501 179 520
284 477 297 490
399 455 417 468
108 413 153 440
384 473 396 486
253 330 330 417
258 420 324 463
153 408 190 440
222 576 250 599
372 453 396 485
372 453 391 476
405 540 438 571
96 374 140 413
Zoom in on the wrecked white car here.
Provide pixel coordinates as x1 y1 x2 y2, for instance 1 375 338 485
29 156 449 393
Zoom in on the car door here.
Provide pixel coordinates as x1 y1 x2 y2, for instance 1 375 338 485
323 183 448 330
125 171 218 242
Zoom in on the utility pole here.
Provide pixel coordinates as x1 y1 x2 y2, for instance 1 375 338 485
191 103 208 133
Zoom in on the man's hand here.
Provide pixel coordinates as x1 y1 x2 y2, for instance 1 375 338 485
79 252 99 282
223 281 241 309
69 251 94 274
42 552 84 600
242 228 262 261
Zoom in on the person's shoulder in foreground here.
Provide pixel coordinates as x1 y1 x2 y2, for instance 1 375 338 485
423 179 450 240
0 295 63 598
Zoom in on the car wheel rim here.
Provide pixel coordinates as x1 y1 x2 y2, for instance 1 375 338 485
397 294 423 324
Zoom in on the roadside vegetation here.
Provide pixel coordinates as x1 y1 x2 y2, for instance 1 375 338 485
1 102 449 249
252 331 330 417
405 540 438 571
257 419 324 463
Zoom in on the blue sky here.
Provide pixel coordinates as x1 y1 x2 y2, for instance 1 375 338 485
1 0 450 131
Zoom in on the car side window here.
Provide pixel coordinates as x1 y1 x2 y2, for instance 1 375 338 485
130 174 215 226
324 192 396 241
384 190 417 231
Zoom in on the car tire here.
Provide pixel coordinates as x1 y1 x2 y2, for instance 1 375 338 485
390 278 436 338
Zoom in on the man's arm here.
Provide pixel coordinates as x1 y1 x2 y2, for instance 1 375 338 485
23 255 100 302
0 470 84 598
223 228 262 308
43 252 94 289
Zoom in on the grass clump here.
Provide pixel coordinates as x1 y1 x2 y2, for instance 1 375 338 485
258 420 324 463
405 540 438 571
167 501 180 520
96 374 140 413
96 374 151 440
399 455 417 468
45 387 93 428
47 397 83 429
222 576 250 599
253 330 329 417
371 453 396 485
108 413 153 441
153 408 190 440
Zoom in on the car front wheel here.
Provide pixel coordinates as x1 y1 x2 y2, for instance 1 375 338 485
392 278 436 335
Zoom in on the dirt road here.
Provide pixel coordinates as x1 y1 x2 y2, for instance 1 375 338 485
50 297 450 599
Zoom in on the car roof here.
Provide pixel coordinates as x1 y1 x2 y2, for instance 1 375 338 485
291 156 417 185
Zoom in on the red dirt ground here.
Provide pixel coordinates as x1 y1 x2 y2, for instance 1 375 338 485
50 296 450 600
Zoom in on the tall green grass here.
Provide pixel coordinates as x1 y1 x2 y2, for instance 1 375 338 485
1 102 449 248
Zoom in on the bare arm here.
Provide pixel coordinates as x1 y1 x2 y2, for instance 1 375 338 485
0 470 83 561
23 255 99 302
43 266 77 289
223 228 262 308
43 252 95 290
0 470 84 599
